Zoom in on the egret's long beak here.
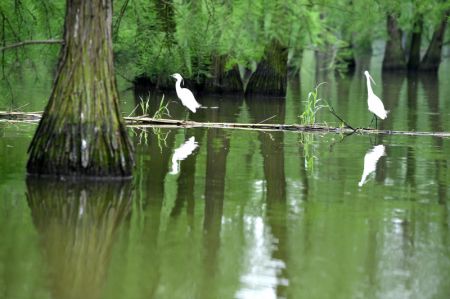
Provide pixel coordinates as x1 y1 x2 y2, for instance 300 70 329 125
368 73 376 85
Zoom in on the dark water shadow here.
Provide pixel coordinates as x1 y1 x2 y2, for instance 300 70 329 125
26 177 133 299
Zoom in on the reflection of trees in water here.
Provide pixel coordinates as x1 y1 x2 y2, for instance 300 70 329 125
247 96 288 297
131 120 177 297
406 73 419 130
419 73 447 206
199 98 242 297
420 73 442 132
26 178 133 299
381 71 404 130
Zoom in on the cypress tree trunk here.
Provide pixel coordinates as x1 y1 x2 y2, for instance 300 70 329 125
246 39 288 96
382 15 406 71
27 0 134 177
407 18 423 71
420 12 449 72
203 54 243 93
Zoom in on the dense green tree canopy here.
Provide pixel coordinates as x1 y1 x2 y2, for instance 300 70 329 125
1 0 449 86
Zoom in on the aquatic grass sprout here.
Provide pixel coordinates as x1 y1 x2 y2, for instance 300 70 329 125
152 94 171 120
299 82 328 125
139 95 150 115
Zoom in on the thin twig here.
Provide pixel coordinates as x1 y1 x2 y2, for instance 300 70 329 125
0 39 63 52
325 101 355 131
258 114 277 124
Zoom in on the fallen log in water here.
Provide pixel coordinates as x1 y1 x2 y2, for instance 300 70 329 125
1 111 449 138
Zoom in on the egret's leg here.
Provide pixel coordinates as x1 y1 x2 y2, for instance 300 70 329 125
374 114 378 129
184 110 190 121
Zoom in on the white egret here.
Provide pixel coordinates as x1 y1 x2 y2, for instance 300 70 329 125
358 144 385 187
170 136 199 175
364 71 388 128
170 73 201 119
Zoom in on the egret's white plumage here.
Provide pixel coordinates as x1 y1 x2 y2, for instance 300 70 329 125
364 71 388 120
358 144 385 187
171 73 201 113
170 136 199 174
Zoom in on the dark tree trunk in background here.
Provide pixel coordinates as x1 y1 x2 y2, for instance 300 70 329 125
287 48 304 78
420 12 449 72
382 15 406 71
204 54 243 93
335 42 356 74
246 39 288 96
407 18 423 71
27 0 134 177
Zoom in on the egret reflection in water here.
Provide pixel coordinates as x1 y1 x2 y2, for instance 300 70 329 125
358 144 386 187
170 136 199 174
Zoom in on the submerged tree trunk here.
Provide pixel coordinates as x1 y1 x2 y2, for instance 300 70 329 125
204 54 243 93
245 39 288 96
420 12 449 72
407 17 423 71
27 0 134 177
382 15 406 71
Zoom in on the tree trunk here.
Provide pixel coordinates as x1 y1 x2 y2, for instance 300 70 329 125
382 15 406 71
245 39 288 96
204 54 243 93
420 11 449 72
407 17 423 71
27 0 134 177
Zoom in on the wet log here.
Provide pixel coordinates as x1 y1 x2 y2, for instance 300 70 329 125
2 111 450 138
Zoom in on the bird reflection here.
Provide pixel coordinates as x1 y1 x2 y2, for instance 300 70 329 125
358 145 386 187
170 136 199 174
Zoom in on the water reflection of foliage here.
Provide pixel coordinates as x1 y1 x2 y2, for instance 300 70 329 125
299 133 316 174
26 178 133 299
131 127 169 151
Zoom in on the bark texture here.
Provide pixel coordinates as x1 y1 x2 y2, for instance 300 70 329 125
382 15 406 70
420 12 449 71
27 0 134 177
407 18 423 71
246 39 288 96
204 54 243 93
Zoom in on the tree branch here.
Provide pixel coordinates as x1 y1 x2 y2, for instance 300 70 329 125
0 39 63 52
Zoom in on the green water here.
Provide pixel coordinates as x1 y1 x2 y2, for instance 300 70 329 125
1 56 450 299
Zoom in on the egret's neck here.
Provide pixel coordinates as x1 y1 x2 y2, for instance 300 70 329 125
175 78 182 95
365 75 374 96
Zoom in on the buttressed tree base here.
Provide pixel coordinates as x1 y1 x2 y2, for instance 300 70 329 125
27 0 134 177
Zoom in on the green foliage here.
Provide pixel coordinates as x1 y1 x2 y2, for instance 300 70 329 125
1 0 449 84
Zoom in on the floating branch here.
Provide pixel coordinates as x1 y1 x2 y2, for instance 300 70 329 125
1 111 449 138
